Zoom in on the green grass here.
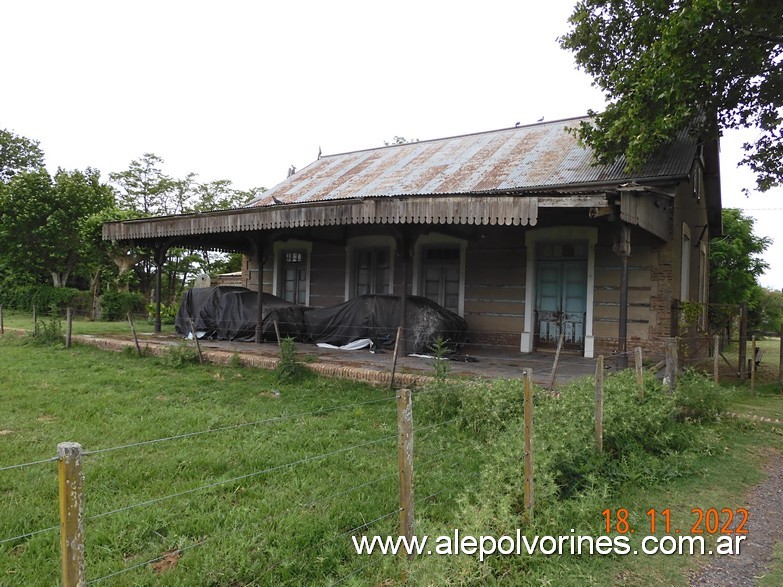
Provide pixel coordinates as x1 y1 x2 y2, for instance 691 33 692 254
1 309 176 337
3 331 783 586
0 333 481 585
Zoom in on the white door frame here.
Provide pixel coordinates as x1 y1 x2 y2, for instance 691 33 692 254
521 226 597 357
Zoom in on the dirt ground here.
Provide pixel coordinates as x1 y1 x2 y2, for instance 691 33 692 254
689 450 783 586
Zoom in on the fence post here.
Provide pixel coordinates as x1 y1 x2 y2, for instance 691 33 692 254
65 307 73 349
396 387 414 560
389 327 403 391
751 335 757 395
273 320 282 347
58 442 84 587
634 347 644 400
595 356 604 452
738 304 748 379
779 324 783 388
523 369 534 523
713 334 720 384
127 313 142 357
547 332 565 392
664 337 678 393
189 318 204 365
0 304 4 335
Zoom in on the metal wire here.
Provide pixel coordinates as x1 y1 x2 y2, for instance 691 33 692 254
0 456 58 473
86 537 209 584
0 524 59 546
82 395 396 456
87 433 397 521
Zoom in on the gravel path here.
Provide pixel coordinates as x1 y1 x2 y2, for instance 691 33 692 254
689 451 783 586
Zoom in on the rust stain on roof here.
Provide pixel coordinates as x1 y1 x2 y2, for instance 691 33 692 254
249 117 697 207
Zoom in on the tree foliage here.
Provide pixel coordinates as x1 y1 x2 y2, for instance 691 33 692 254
561 0 783 191
0 128 45 183
0 168 114 287
710 208 770 310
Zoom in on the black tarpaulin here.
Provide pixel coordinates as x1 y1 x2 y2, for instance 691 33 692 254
175 288 467 353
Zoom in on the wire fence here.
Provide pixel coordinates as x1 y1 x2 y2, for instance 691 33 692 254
2 302 781 584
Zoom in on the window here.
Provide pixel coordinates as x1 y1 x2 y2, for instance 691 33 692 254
280 250 307 304
355 248 391 296
681 224 691 301
421 246 460 312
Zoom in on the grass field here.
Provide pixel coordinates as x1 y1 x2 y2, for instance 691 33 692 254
1 309 175 337
2 330 783 585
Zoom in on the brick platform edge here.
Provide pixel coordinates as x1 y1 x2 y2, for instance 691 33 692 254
73 334 434 389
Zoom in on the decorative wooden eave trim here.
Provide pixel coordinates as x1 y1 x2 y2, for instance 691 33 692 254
102 193 612 242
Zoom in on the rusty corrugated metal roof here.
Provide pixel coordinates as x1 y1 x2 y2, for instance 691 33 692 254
248 117 698 207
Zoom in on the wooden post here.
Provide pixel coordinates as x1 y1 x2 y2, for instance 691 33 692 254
189 318 204 365
713 334 721 384
595 356 604 452
389 327 403 391
65 307 73 349
751 335 757 395
58 442 84 587
127 313 142 357
664 337 678 393
273 320 282 347
634 347 644 399
779 324 783 388
396 387 414 559
523 369 534 522
547 332 565 392
1 304 4 334
738 304 748 379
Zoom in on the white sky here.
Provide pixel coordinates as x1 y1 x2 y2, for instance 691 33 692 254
2 0 781 290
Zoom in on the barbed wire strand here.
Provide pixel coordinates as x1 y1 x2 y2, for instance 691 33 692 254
82 395 396 456
86 537 209 585
0 456 58 473
87 433 397 521
0 524 59 546
257 507 402 586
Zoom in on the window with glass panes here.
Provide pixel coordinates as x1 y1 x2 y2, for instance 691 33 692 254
355 249 391 296
422 246 460 312
280 251 307 305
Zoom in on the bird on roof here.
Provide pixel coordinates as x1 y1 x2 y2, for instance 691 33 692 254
537 116 544 122
272 195 284 205
515 121 521 127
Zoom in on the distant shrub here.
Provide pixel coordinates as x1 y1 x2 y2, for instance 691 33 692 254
0 285 80 313
147 302 179 325
100 291 145 321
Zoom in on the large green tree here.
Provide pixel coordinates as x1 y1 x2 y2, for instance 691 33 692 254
0 128 45 183
710 208 770 323
0 168 114 287
561 0 783 191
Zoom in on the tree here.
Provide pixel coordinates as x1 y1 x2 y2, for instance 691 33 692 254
0 168 114 287
560 1 783 191
710 208 770 335
109 153 180 215
0 128 45 182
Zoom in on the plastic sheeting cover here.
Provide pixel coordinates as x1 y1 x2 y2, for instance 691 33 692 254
175 288 467 353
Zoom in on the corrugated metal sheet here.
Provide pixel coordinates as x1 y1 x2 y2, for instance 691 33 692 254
248 117 698 207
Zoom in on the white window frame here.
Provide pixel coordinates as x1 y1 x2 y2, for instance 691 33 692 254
272 240 312 306
344 236 396 300
412 233 466 316
681 223 691 302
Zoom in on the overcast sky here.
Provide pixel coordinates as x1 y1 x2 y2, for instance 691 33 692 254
2 1 781 290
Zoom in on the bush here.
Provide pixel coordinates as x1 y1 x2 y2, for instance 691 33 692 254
100 291 146 321
32 315 64 347
157 342 200 368
674 368 729 422
0 285 81 313
274 337 309 383
147 302 178 325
